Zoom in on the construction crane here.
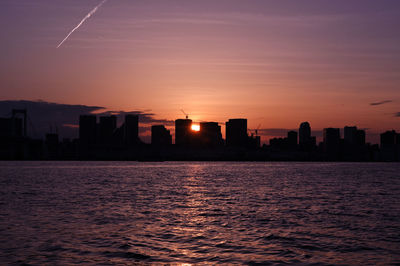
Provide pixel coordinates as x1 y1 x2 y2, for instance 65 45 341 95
255 124 261 136
180 109 189 119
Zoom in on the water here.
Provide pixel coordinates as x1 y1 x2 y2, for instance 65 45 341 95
0 161 399 265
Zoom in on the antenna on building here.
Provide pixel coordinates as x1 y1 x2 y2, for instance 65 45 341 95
180 109 189 119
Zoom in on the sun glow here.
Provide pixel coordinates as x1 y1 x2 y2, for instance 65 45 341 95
191 124 200 131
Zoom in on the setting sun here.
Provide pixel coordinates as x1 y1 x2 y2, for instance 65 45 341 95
191 124 200 131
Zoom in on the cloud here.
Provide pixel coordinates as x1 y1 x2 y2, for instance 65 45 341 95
370 100 392 106
97 110 174 126
0 100 172 140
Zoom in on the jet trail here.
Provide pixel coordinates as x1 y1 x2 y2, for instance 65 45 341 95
57 0 108 48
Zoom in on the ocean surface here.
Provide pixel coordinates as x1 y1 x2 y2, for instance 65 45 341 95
0 161 399 265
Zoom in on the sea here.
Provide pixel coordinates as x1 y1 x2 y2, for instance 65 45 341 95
0 161 399 265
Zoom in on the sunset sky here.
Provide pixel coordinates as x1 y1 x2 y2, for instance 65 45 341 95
1 0 400 143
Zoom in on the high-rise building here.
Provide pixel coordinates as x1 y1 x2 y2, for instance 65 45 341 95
380 130 397 149
226 119 247 147
0 117 22 138
200 122 223 147
175 119 192 146
299 122 315 151
79 115 97 149
99 115 117 145
380 130 399 161
323 128 341 158
152 125 172 146
45 133 59 159
124 115 139 147
287 131 298 149
324 128 340 145
344 126 357 145
299 122 311 144
12 109 27 137
355 129 366 146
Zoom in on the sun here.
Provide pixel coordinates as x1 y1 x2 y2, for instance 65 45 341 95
191 124 200 131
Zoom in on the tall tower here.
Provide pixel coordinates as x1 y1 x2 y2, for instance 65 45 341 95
124 114 139 147
226 118 248 147
299 122 315 151
299 122 311 145
175 119 192 146
79 115 97 151
99 115 117 145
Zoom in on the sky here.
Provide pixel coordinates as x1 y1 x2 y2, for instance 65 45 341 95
1 0 400 143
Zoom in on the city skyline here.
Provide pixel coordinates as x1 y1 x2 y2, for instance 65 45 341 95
1 0 400 141
0 99 398 145
3 105 400 161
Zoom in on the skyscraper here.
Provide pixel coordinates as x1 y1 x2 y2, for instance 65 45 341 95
299 122 311 144
175 119 192 146
99 115 117 145
299 122 315 151
287 130 298 149
380 130 397 149
79 115 97 149
355 130 366 146
200 122 223 147
226 119 247 147
124 114 139 147
344 126 357 145
323 128 341 159
380 130 399 161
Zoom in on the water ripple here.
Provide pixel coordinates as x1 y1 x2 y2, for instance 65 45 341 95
0 161 399 265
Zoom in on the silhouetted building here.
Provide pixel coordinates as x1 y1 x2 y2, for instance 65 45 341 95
0 109 26 138
152 125 172 146
380 130 397 149
299 122 315 151
323 128 341 159
45 133 59 159
345 126 366 147
60 138 78 159
0 117 23 138
99 115 117 145
380 130 399 161
299 122 311 143
342 126 367 161
248 134 261 149
200 122 223 148
287 131 297 150
226 119 248 147
12 109 27 137
175 119 192 146
79 115 97 151
269 131 297 151
270 137 287 150
3 105 400 161
124 115 139 147
344 126 357 145
356 130 366 146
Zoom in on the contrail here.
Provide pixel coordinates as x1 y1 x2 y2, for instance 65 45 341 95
57 0 108 48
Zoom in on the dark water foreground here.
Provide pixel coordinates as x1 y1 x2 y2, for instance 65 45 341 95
0 161 399 265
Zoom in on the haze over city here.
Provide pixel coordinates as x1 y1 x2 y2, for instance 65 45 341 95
1 0 400 144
